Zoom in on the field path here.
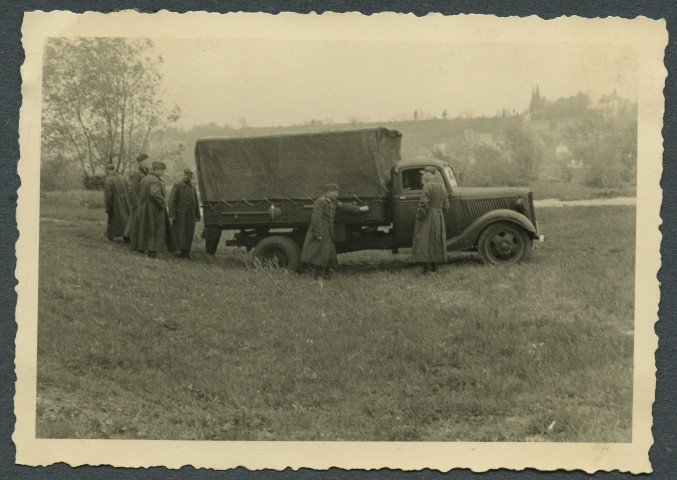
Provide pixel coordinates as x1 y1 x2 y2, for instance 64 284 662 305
534 196 636 208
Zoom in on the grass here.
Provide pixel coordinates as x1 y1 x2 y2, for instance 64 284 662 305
36 191 635 441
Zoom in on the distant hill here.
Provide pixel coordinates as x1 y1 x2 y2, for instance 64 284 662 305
162 115 525 165
158 95 636 190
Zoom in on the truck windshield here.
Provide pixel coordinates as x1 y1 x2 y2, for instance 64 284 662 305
444 166 458 187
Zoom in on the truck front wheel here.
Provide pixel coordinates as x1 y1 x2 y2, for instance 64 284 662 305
477 221 532 266
252 236 301 272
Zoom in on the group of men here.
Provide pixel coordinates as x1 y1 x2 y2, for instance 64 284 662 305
300 166 448 279
103 154 201 259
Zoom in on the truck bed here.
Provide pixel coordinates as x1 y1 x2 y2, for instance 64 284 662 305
202 196 390 230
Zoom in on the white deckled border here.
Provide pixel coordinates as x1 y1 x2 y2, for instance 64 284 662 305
15 10 666 473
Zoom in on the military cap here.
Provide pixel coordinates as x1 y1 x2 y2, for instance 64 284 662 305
423 166 437 174
323 182 339 192
183 169 193 176
152 161 167 170
105 163 115 171
136 153 149 162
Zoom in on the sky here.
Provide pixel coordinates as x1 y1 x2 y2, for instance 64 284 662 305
153 38 638 130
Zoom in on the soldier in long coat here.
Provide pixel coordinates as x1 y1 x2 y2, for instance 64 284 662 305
135 161 176 258
126 153 150 249
169 169 201 258
300 183 369 279
412 167 449 274
103 164 130 241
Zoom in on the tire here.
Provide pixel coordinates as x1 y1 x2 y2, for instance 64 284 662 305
252 236 301 271
477 221 532 266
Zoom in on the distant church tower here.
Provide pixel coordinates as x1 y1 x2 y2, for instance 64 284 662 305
529 85 545 116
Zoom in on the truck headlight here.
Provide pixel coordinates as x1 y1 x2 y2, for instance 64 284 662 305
514 198 526 214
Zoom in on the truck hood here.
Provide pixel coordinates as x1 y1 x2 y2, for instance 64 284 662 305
454 186 531 199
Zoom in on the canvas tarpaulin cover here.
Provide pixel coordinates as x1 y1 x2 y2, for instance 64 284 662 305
195 128 402 202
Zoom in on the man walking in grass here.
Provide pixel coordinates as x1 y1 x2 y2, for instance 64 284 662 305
412 166 449 275
134 161 176 258
300 182 369 280
169 169 201 259
103 163 130 242
127 153 151 249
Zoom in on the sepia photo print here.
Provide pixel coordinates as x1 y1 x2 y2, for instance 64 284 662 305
14 11 666 473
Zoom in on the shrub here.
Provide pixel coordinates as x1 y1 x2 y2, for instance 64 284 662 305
40 154 83 191
83 175 106 191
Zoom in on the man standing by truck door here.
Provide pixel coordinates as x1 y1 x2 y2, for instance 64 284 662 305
300 183 369 280
169 169 201 259
412 167 449 274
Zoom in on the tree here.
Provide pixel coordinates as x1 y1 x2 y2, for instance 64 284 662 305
564 110 637 188
502 125 542 181
42 38 180 178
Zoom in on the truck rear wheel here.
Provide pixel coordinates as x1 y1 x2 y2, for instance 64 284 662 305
252 236 301 272
477 221 532 265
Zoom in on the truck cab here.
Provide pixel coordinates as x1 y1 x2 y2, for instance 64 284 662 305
392 156 542 265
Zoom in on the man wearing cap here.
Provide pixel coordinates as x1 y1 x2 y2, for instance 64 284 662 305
169 169 201 258
103 163 130 242
126 153 151 248
135 161 176 258
300 183 369 279
412 166 449 274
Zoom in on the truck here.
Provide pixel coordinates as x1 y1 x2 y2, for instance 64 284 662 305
195 127 543 270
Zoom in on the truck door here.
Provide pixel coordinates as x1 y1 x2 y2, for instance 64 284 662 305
392 167 425 247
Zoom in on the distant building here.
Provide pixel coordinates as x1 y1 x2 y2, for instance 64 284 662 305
596 90 631 118
555 144 582 169
463 129 495 147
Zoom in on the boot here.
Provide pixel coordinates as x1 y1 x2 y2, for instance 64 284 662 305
147 250 157 258
431 262 439 273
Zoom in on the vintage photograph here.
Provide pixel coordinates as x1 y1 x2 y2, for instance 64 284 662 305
15 11 664 472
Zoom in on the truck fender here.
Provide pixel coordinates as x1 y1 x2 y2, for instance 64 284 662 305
446 209 537 251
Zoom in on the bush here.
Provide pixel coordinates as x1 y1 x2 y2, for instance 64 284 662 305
83 175 106 191
40 154 83 191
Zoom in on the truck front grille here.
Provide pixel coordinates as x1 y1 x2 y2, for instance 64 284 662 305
465 198 512 219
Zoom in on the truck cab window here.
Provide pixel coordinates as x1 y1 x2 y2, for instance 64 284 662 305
401 168 424 191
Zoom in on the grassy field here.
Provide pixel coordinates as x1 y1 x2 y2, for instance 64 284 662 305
36 191 635 442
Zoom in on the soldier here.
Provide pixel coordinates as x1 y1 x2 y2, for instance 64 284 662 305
127 153 151 250
135 161 175 258
103 164 130 242
412 166 449 274
300 183 369 280
169 169 201 259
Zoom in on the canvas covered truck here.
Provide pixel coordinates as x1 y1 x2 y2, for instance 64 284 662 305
195 127 543 270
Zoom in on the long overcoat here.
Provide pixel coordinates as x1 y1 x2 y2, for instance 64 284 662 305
169 179 201 251
133 173 176 253
103 172 130 239
300 196 361 267
412 177 449 262
125 165 148 241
